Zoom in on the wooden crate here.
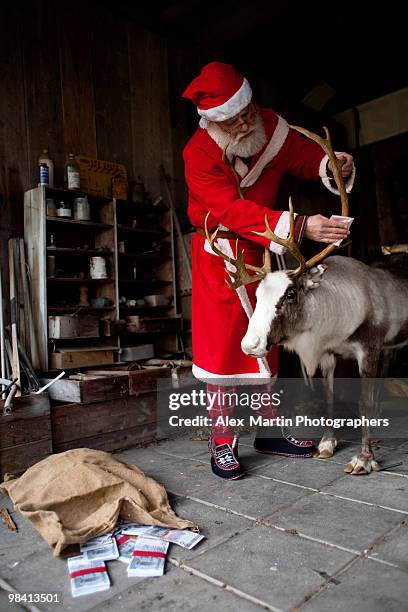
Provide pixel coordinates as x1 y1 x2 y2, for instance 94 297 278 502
136 315 182 333
40 372 129 404
52 393 156 453
49 346 116 369
0 394 52 480
87 366 172 395
170 365 194 388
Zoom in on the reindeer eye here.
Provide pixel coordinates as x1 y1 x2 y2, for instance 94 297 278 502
286 289 296 302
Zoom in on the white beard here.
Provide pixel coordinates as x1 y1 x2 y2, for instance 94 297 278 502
207 113 267 160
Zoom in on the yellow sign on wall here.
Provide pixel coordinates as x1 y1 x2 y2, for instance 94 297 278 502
75 156 128 198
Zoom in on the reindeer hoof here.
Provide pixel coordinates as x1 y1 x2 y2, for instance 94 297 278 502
344 454 381 475
315 438 337 459
317 449 334 459
351 465 369 475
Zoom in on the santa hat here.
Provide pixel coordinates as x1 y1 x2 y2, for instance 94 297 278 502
183 62 252 128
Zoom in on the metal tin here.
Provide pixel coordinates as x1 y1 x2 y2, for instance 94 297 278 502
90 256 107 279
38 163 49 186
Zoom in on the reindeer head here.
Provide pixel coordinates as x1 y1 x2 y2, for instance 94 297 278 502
205 125 349 359
241 264 327 357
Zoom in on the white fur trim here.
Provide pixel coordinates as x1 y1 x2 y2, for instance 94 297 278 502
213 237 272 378
192 363 277 386
319 153 356 195
234 157 249 178
268 211 298 255
204 239 216 255
197 79 252 122
240 115 289 188
199 117 209 129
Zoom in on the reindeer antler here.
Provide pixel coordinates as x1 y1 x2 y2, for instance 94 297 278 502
253 198 307 277
253 126 350 276
204 126 350 284
204 212 271 289
289 125 349 272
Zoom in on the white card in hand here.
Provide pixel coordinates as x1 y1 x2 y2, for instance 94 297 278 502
330 215 354 246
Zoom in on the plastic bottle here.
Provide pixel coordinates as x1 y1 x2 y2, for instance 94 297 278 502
65 154 80 190
38 148 54 188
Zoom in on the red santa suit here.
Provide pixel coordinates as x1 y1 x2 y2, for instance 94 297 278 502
182 65 355 386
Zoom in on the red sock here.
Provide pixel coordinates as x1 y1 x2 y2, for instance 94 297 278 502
207 384 236 441
214 437 234 446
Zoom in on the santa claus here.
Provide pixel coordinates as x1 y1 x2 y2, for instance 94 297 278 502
182 62 354 479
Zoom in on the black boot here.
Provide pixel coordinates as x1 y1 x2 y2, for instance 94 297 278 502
209 435 245 480
253 426 316 458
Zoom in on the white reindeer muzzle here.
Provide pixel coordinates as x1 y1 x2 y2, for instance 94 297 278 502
241 272 292 358
241 331 267 357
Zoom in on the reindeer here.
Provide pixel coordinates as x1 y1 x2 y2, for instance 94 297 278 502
205 126 408 475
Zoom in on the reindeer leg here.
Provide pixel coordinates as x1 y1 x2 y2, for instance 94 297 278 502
345 349 382 475
315 353 337 458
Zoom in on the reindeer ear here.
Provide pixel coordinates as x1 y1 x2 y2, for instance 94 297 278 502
305 264 327 289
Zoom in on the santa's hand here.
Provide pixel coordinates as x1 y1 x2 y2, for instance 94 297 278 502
327 152 354 178
304 214 350 244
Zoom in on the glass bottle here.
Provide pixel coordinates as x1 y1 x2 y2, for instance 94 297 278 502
48 233 56 248
65 153 80 190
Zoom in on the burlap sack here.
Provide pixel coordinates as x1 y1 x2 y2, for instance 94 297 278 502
0 448 196 556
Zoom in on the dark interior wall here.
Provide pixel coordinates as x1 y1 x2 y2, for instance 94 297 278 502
0 1 173 292
1 2 407 285
168 44 349 232
168 45 408 264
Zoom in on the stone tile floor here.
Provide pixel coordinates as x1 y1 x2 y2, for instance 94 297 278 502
1 434 407 611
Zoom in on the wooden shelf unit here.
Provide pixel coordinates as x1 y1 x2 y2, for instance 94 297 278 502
24 188 182 370
114 197 180 356
46 247 114 256
47 217 113 229
24 186 120 371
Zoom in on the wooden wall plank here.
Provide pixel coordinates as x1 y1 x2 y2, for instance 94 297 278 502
128 25 173 197
0 394 51 477
0 440 53 479
373 133 408 247
53 424 156 455
22 0 65 188
92 13 133 178
57 2 97 157
127 25 150 188
0 5 30 314
51 393 156 444
0 417 51 449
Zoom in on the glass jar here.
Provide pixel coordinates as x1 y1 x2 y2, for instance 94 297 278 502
46 198 57 217
73 196 90 221
57 200 72 218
